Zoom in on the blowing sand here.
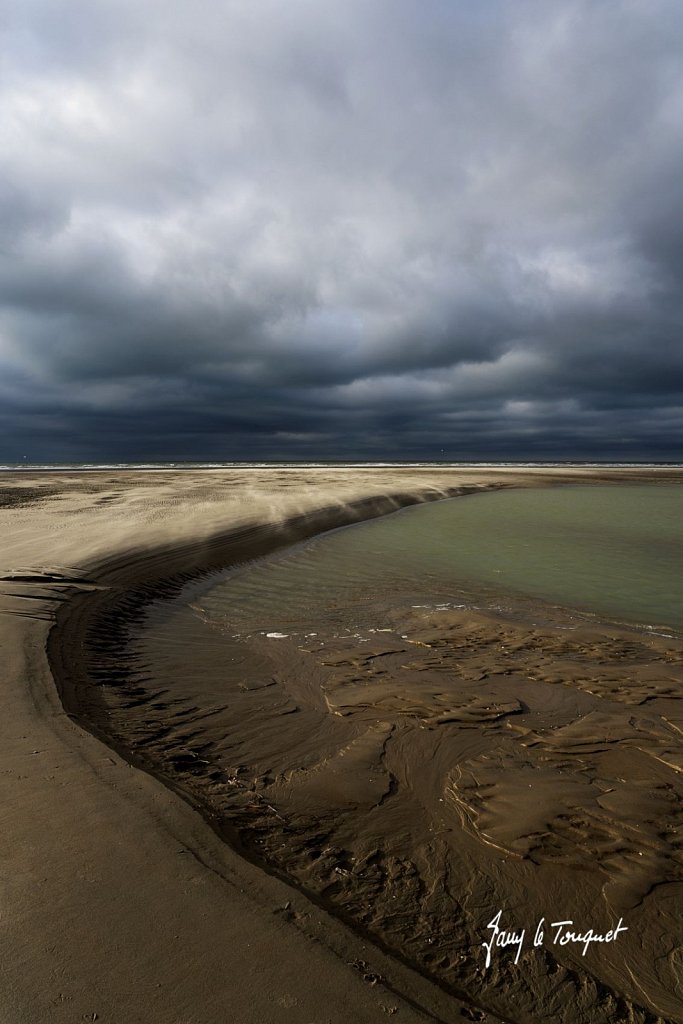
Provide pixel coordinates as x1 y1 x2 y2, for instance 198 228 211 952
1 466 681 1024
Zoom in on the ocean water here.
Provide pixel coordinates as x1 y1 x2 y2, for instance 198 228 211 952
197 485 683 636
2 461 680 471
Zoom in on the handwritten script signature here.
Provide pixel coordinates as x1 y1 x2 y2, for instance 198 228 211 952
482 909 628 967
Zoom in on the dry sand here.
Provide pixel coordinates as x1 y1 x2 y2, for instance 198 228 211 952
1 466 681 1023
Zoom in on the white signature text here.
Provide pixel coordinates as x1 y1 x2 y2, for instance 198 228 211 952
482 909 628 968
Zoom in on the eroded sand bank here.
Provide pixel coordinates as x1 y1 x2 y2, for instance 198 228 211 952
1 466 681 1023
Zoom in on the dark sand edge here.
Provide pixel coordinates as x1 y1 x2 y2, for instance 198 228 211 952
48 483 511 1021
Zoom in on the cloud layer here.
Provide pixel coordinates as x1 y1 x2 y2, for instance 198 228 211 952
2 0 682 460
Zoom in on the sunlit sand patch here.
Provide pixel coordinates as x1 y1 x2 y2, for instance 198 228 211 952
268 721 395 815
447 709 683 914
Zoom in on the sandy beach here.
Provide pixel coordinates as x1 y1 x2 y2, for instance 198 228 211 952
1 466 682 1024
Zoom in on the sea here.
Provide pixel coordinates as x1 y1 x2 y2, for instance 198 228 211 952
194 484 683 638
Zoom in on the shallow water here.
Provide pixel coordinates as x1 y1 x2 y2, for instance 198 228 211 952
199 484 683 635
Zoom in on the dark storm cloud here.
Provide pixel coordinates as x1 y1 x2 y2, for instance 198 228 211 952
1 0 682 460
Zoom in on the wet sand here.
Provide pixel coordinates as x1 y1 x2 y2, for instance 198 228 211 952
1 466 682 1023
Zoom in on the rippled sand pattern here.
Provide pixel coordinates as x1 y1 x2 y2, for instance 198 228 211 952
80 592 683 1024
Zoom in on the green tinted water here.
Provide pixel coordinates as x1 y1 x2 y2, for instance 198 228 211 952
201 485 683 635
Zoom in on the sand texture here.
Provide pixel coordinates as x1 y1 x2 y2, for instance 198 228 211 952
1 466 682 1023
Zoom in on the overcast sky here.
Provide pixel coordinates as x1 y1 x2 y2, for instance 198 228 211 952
1 0 682 461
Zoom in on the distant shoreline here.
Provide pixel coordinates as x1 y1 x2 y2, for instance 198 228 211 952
3 460 683 472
